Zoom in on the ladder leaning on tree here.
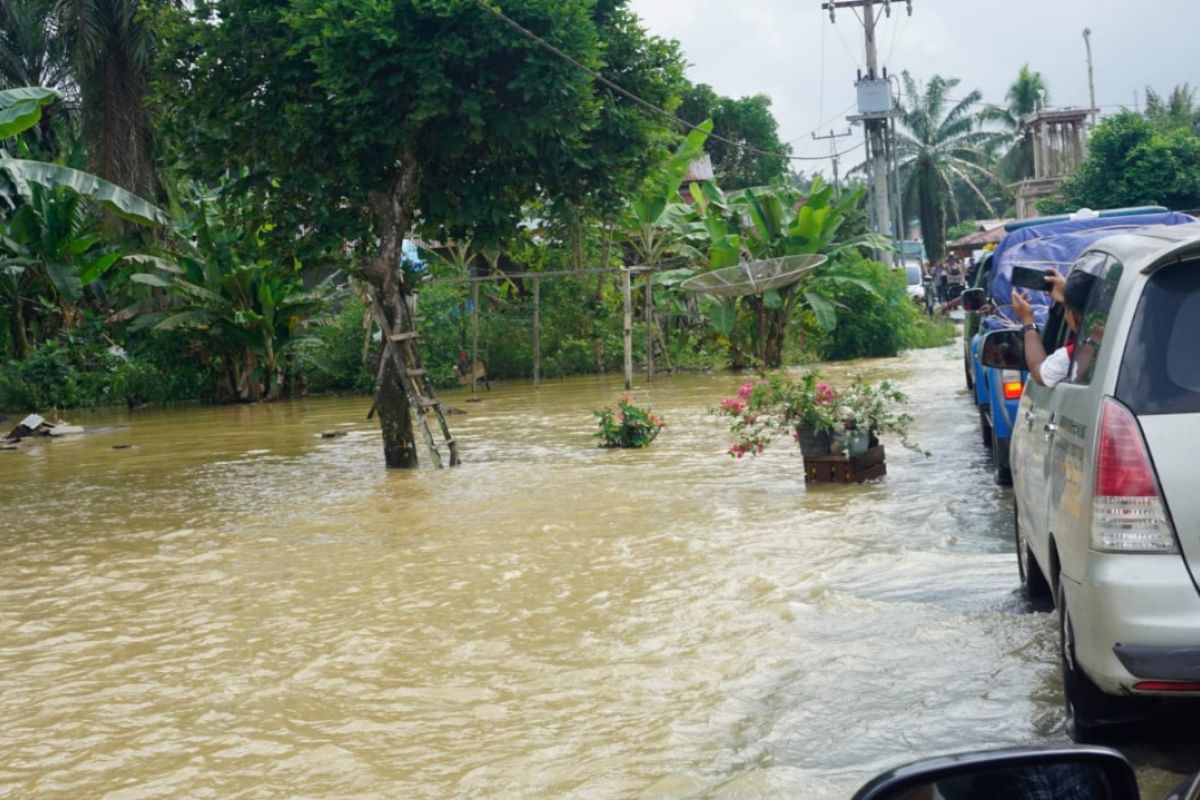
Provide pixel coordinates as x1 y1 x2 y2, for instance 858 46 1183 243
365 287 460 468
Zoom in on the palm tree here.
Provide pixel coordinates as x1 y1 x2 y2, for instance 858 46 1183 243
894 72 999 262
53 0 159 198
0 0 77 151
983 65 1049 181
1144 84 1199 134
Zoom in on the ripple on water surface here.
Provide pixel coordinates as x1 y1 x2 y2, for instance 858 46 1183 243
0 345 1195 798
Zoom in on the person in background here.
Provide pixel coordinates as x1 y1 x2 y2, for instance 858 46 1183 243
933 262 948 303
1012 269 1098 388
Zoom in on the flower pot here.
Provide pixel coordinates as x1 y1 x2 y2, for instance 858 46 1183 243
796 427 832 457
844 431 873 455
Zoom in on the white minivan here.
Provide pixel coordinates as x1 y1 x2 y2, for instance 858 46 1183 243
979 223 1200 741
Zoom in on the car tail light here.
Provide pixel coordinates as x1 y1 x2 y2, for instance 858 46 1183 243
1001 369 1024 400
1091 397 1178 553
1133 680 1200 692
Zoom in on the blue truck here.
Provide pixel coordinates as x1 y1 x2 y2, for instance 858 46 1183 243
968 208 1195 485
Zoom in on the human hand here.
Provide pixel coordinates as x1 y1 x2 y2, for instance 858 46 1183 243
1046 271 1066 304
1011 288 1035 325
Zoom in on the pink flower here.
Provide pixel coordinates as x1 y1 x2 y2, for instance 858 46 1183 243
738 382 754 400
720 398 745 414
815 382 837 404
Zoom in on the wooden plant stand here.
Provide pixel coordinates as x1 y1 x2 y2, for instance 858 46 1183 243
804 444 886 484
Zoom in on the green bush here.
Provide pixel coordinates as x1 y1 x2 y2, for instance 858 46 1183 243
0 317 211 412
299 300 377 395
800 254 956 361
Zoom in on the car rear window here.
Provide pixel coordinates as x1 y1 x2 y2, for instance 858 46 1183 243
1116 260 1200 414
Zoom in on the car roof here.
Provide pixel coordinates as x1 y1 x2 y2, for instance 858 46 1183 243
1084 221 1200 273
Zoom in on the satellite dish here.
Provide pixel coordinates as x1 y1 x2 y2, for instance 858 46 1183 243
679 254 828 298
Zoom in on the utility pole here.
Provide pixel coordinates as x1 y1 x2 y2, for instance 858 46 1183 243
1083 28 1098 127
812 128 852 198
824 0 911 266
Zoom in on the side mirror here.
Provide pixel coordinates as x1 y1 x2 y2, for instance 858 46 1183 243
851 746 1140 800
961 288 986 312
978 328 1028 371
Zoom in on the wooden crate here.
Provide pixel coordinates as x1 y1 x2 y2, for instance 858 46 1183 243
804 444 886 484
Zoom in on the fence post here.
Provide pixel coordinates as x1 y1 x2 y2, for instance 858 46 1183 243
622 267 633 390
471 279 480 394
532 277 541 388
644 270 654 382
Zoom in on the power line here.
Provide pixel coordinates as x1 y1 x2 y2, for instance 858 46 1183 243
471 0 859 163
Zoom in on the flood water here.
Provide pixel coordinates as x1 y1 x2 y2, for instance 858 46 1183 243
1 344 1196 798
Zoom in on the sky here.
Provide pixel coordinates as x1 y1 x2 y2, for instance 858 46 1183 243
627 0 1198 170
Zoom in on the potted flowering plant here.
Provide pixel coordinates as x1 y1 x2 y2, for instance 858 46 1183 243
594 395 666 448
716 372 921 459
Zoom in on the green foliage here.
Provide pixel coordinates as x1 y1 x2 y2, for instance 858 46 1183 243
715 371 921 457
677 83 790 189
1143 84 1200 135
119 190 338 402
594 395 665 448
297 299 376 395
165 0 686 267
804 255 909 360
894 73 1001 262
0 314 209 412
682 176 886 367
799 253 955 361
1051 111 1200 212
981 64 1049 182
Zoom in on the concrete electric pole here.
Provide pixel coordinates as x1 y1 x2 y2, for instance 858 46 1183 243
1083 28 1098 127
823 0 911 266
812 128 853 199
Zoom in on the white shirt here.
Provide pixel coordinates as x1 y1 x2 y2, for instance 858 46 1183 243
1040 345 1075 388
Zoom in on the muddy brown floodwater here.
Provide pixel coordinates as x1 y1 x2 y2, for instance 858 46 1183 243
1 344 1196 799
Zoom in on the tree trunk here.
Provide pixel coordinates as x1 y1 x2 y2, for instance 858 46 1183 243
371 350 418 468
363 158 426 469
11 300 29 361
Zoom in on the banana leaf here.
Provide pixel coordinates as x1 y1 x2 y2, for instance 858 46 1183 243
0 159 167 226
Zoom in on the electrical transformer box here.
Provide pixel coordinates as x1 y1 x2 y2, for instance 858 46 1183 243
856 79 893 116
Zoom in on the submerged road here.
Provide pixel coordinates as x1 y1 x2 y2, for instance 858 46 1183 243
1 343 1196 798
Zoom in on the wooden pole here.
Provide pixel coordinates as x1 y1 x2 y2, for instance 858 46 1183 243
471 279 480 394
622 267 633 390
532 277 541 388
643 271 654 381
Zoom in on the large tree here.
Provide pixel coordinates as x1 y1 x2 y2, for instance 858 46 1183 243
894 72 998 262
1050 111 1200 212
677 82 790 189
165 0 684 467
0 0 76 152
53 0 162 199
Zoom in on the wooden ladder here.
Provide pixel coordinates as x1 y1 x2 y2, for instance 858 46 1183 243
366 289 459 468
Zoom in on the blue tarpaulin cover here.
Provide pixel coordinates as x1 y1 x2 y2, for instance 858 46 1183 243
982 212 1195 330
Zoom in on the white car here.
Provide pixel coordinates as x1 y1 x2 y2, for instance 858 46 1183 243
901 261 928 309
980 223 1200 742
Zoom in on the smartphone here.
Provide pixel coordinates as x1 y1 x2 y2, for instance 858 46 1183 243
961 288 985 311
1012 265 1053 292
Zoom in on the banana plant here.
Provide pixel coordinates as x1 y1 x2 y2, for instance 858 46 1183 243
686 176 890 367
118 193 337 402
621 119 713 267
1 86 167 357
0 87 165 226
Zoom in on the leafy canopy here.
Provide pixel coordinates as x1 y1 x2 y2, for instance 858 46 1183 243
1052 111 1200 212
165 0 686 263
